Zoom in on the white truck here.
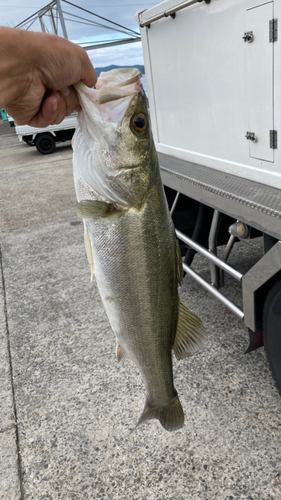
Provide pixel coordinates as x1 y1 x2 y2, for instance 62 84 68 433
7 114 15 127
138 0 281 392
15 113 77 154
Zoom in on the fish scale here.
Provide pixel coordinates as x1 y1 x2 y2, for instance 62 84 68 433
84 176 178 407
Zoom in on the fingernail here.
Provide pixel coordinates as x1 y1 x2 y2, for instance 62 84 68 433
61 86 71 97
51 92 60 111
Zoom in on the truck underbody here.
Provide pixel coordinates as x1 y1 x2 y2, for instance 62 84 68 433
162 153 281 393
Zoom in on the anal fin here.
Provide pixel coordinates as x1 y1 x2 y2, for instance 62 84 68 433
173 300 207 360
116 342 126 362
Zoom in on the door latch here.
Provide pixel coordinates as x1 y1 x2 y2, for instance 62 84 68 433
243 31 254 42
245 132 257 142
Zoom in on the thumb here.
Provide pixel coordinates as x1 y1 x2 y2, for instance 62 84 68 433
79 51 98 88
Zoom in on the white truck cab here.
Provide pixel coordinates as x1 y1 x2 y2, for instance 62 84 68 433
15 113 77 154
138 0 281 393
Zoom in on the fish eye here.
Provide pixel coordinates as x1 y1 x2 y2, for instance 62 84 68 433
131 114 148 134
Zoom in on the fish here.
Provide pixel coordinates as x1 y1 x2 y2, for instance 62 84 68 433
72 68 206 432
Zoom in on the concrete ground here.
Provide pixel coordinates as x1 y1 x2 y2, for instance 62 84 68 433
0 120 281 500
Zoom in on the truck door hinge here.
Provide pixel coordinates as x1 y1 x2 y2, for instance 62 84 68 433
269 19 278 42
270 130 278 149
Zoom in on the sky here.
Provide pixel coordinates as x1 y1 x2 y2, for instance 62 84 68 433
0 0 161 68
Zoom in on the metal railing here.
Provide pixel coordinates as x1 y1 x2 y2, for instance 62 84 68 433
176 229 244 320
176 229 243 282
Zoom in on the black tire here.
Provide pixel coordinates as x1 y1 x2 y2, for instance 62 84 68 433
262 279 281 394
35 134 56 154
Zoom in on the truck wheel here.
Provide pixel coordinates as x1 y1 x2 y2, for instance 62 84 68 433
36 134 55 154
262 279 281 394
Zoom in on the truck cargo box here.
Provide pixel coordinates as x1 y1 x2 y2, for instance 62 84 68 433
138 0 281 189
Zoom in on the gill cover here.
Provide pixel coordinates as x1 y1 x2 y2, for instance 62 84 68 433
73 68 144 207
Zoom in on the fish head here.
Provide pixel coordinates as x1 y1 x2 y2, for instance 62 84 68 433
112 89 157 210
73 68 156 210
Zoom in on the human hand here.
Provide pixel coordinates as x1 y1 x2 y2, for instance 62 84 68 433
0 27 97 127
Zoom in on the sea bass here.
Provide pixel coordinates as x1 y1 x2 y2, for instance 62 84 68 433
72 68 206 432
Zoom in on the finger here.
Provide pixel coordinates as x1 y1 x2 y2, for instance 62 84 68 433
8 104 42 126
48 87 79 125
82 67 98 88
27 86 79 128
5 84 46 126
59 86 79 116
48 94 67 125
27 92 61 128
79 49 98 88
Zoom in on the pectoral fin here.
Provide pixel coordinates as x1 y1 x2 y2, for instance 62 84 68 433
77 200 112 219
173 301 207 360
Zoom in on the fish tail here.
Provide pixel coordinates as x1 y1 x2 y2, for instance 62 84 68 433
136 394 184 432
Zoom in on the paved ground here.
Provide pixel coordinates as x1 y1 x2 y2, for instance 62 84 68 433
1 119 281 500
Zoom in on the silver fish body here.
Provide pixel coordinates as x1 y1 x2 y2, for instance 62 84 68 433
73 69 206 431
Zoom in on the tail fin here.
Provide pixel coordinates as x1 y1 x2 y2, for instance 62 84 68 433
136 394 184 432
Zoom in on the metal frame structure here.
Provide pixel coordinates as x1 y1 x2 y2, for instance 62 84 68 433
15 0 141 50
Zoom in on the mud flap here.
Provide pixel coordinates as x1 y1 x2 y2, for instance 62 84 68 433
245 329 264 354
